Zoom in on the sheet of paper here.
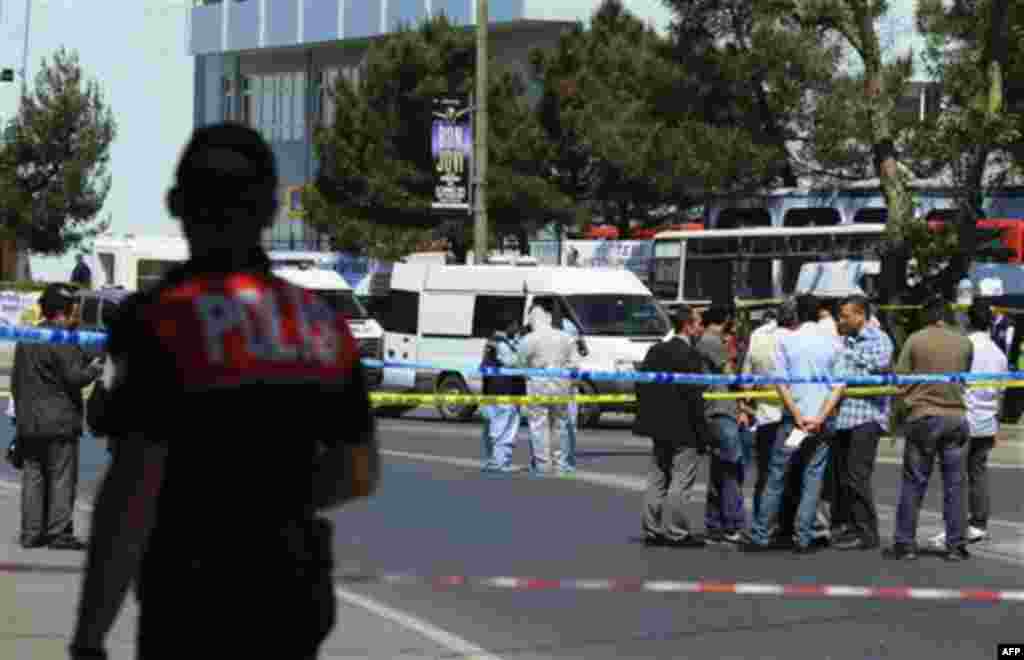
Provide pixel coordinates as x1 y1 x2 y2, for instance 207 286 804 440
784 428 808 449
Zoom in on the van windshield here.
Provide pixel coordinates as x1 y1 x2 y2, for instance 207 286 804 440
564 295 670 337
317 290 370 320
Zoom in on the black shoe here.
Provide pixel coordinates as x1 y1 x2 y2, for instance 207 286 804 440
19 537 49 550
882 544 918 560
793 543 826 555
663 535 706 549
48 536 87 551
833 537 880 551
643 535 666 547
943 546 970 562
741 540 790 553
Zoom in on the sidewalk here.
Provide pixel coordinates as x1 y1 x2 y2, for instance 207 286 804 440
0 483 463 659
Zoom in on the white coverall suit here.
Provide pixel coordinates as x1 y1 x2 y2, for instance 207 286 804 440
518 307 580 474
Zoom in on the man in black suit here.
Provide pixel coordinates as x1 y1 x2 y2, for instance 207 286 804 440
635 304 709 548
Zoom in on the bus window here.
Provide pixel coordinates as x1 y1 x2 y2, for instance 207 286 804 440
651 240 683 300
717 208 771 228
781 208 843 290
854 208 887 224
783 208 841 227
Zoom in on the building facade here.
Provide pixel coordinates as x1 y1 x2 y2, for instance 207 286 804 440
188 0 571 251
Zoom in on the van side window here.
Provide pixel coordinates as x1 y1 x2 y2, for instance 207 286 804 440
472 296 525 338
383 290 419 335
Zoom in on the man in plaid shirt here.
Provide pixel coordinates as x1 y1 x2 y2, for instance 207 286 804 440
815 295 894 551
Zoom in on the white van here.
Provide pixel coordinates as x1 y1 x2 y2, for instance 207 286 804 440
376 263 671 426
90 235 385 383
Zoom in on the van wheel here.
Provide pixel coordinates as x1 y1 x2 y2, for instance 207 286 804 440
436 374 476 422
576 381 602 429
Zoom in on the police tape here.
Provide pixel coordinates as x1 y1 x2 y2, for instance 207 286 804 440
0 560 1018 603
369 393 635 406
0 322 1019 388
703 380 1024 402
0 382 1016 407
366 359 1024 388
0 324 107 348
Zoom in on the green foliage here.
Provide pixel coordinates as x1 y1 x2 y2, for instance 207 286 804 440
0 48 116 255
663 0 845 186
312 15 570 258
299 184 432 260
529 0 784 236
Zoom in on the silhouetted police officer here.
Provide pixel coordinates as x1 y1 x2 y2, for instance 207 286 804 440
69 122 380 660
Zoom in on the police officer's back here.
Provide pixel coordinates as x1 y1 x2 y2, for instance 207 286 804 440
70 123 380 660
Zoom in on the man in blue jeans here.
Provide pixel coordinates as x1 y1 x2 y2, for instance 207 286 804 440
885 297 973 561
696 306 748 546
744 294 840 555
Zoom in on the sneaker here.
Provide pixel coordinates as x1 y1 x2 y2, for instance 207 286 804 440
944 546 970 562
928 526 988 548
663 535 706 549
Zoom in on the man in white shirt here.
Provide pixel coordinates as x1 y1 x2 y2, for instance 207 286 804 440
931 301 1007 547
741 306 792 540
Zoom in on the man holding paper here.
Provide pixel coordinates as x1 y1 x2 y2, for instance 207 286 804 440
745 295 840 555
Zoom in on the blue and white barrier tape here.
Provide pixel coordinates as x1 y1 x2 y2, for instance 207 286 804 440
0 325 108 348
364 359 1020 387
0 324 1014 388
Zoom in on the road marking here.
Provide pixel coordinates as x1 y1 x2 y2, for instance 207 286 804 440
0 479 504 660
380 449 1024 565
378 420 1024 469
333 587 502 660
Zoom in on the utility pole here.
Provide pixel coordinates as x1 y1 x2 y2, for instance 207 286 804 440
473 0 488 264
20 0 32 101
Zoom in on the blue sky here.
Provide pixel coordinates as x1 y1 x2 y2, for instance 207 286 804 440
0 0 924 281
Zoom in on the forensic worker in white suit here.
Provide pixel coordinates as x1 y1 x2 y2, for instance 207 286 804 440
518 300 580 475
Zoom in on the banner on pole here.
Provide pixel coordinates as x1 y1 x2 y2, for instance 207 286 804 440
431 96 472 212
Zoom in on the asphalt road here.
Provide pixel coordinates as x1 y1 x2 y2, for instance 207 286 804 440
2 411 1022 659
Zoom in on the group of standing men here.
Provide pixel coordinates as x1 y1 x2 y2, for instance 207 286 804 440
636 292 1007 560
479 300 585 475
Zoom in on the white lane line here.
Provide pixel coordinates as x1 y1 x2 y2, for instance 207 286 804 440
0 479 503 660
381 449 1024 564
333 587 503 660
378 420 1024 470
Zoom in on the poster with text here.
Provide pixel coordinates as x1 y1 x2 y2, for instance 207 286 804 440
431 96 473 212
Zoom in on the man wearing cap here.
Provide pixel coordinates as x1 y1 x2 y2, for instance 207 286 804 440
12 283 102 550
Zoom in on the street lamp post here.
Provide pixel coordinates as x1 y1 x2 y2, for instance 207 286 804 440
473 0 488 265
19 0 32 101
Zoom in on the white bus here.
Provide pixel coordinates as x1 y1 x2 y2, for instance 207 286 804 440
650 224 888 305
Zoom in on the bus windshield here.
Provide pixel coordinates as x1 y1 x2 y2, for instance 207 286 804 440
316 290 371 320
564 294 670 337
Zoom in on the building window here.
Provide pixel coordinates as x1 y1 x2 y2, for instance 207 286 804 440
294 72 306 139
281 74 293 142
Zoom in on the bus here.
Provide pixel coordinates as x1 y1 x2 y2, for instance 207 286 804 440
650 223 888 305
